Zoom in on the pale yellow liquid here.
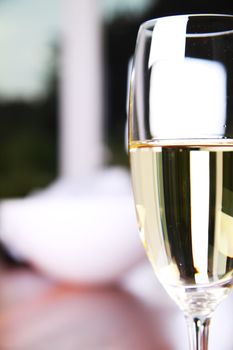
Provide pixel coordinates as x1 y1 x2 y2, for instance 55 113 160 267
130 141 233 312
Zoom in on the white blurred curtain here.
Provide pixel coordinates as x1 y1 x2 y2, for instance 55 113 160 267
60 0 104 179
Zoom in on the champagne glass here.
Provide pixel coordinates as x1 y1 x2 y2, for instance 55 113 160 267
128 14 233 350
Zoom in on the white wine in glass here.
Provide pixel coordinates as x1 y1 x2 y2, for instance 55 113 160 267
128 14 233 350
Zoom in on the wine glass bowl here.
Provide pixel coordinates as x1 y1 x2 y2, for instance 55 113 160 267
128 14 233 349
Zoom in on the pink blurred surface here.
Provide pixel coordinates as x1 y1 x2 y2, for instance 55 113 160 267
0 265 232 350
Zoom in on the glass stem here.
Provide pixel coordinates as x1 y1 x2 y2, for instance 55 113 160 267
186 315 211 350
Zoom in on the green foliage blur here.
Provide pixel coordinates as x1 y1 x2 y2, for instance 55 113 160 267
0 81 58 198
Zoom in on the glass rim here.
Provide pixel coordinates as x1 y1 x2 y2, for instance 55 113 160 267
140 13 233 38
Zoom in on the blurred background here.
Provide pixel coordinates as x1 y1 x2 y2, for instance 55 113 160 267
0 0 232 199
0 0 232 284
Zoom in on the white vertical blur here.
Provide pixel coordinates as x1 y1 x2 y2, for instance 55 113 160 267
190 151 209 284
60 0 104 178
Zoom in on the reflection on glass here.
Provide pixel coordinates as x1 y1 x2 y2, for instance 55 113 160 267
149 58 226 139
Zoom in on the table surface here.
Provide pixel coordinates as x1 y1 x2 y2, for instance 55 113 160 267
0 265 232 350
